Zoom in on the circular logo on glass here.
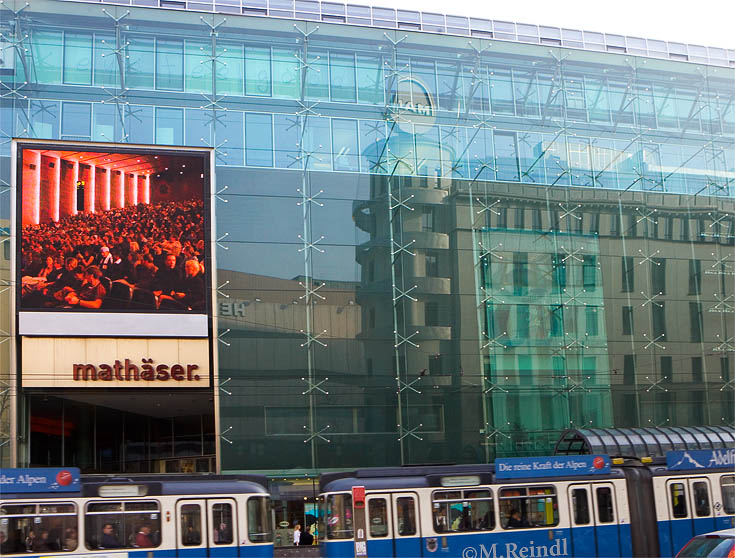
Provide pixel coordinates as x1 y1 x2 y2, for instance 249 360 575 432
390 77 436 132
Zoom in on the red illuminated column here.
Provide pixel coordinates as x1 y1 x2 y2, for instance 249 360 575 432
39 155 60 223
125 173 137 206
59 159 78 218
136 174 148 205
79 164 95 214
21 150 41 226
95 167 110 212
110 170 124 209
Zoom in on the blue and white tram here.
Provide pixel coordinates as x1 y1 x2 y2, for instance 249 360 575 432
650 450 735 557
0 469 274 557
319 452 735 558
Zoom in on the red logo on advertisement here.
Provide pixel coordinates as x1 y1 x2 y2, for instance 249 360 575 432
56 470 73 486
593 456 605 469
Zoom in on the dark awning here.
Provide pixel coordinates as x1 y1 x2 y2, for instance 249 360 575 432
554 426 735 458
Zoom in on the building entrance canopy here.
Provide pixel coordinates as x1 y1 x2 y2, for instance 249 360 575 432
554 426 735 459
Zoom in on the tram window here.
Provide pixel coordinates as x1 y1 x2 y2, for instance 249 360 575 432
212 503 233 545
39 504 75 514
571 488 590 525
0 502 78 553
124 502 159 512
670 483 688 518
396 497 416 536
180 504 202 546
431 489 494 533
692 482 711 517
721 476 735 514
368 499 389 537
1 504 36 515
499 486 559 529
326 494 354 540
596 487 615 523
247 497 274 543
84 500 161 550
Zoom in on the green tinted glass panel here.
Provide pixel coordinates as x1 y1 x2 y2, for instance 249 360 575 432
272 48 299 99
185 40 211 93
305 48 329 101
155 107 183 144
126 36 154 89
330 52 356 102
245 46 271 96
63 32 92 84
356 54 383 105
245 113 273 167
31 30 63 84
156 39 184 90
217 42 244 95
94 34 118 87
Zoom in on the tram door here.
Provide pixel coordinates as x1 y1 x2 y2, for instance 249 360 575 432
209 499 239 558
568 485 595 557
664 478 716 555
392 493 422 557
176 498 239 557
365 493 394 557
687 478 715 536
591 483 621 558
177 499 207 557
364 493 423 557
568 483 620 558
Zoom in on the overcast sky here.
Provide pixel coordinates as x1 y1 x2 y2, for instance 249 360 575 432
364 0 733 50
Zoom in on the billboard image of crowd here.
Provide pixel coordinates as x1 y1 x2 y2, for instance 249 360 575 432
18 144 210 314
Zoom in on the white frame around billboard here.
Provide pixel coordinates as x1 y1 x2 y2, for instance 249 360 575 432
12 139 214 337
18 311 208 337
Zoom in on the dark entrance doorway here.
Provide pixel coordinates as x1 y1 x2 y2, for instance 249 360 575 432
26 391 215 473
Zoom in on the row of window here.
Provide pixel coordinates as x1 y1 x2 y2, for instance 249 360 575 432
0 498 271 554
18 99 733 195
23 31 734 134
480 253 730 299
326 477 735 539
622 356 732 385
479 208 735 242
670 477 735 519
326 485 578 538
485 299 720 345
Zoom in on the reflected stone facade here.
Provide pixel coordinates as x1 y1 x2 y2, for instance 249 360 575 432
0 0 733 472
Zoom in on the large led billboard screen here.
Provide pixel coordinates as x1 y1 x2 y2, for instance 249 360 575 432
15 141 212 337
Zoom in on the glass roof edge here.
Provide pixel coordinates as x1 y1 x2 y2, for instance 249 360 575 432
46 0 735 68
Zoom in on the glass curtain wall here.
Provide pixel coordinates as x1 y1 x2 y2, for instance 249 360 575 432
0 0 732 471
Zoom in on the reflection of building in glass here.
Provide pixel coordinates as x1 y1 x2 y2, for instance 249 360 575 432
1 0 733 492
355 169 734 462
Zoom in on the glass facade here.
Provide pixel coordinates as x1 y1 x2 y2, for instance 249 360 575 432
1 0 733 472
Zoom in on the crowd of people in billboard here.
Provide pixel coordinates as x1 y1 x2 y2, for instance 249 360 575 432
20 200 206 312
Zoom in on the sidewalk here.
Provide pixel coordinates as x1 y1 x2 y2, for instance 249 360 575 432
274 545 321 557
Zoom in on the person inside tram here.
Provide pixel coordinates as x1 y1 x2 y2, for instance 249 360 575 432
63 527 78 551
0 532 14 554
33 530 55 552
99 523 123 549
184 525 201 545
506 509 528 529
214 522 232 544
24 530 36 552
135 524 154 548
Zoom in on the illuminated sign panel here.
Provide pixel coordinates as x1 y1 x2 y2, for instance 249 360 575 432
0 468 81 493
21 337 210 388
390 77 436 132
16 140 212 337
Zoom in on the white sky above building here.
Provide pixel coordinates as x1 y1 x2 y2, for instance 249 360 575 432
364 0 733 50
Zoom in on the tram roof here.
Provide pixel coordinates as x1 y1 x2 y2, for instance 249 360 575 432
1 473 269 499
553 426 735 459
319 461 627 493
